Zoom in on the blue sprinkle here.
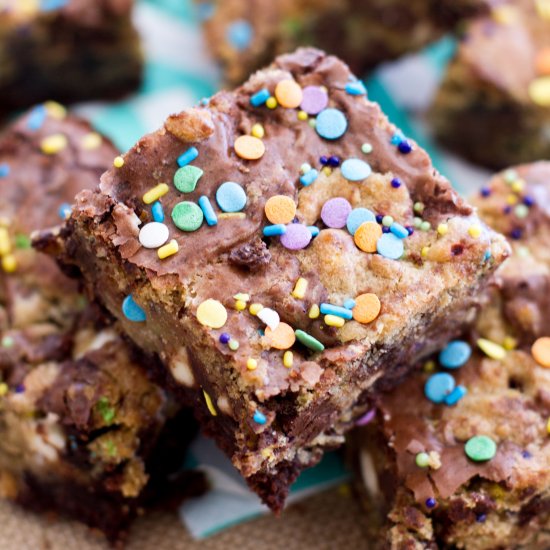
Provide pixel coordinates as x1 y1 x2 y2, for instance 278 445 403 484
523 196 534 207
196 2 215 21
382 226 390 233
177 147 199 168
319 156 329 165
263 224 286 237
216 181 247 212
343 299 356 310
426 498 437 509
300 169 318 186
439 340 471 369
227 20 253 50
483 250 492 262
27 105 47 130
390 132 404 145
377 233 404 260
250 88 270 107
522 450 532 459
320 303 353 320
308 226 320 237
0 163 10 178
444 385 467 406
58 203 72 220
391 177 402 188
219 333 231 344
253 410 267 425
152 201 165 223
122 295 146 323
315 108 348 140
346 208 376 235
480 187 491 197
345 80 367 96
375 214 384 224
341 158 372 181
198 196 218 226
40 0 68 12
15 384 25 394
476 514 487 523
398 140 413 154
510 228 522 240
389 222 409 239
425 372 455 404
327 156 340 167
199 98 209 106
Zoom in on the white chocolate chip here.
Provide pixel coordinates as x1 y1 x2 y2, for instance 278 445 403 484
169 347 195 387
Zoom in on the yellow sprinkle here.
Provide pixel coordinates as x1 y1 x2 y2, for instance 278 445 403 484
492 5 517 24
1 254 17 273
157 239 179 259
203 390 217 416
233 293 250 302
0 383 7 397
297 110 308 121
251 123 265 139
536 0 550 20
308 304 320 319
197 299 227 329
0 228 11 255
41 133 68 155
324 314 345 328
246 358 258 370
423 360 436 373
322 166 332 176
421 246 430 258
468 224 482 239
218 212 246 220
437 223 448 236
511 180 525 193
283 351 293 368
143 183 169 204
291 277 308 299
547 417 550 435
113 156 125 168
266 97 278 109
81 132 102 150
44 101 67 119
477 338 507 360
249 303 264 315
503 336 517 351
506 194 518 205
261 448 275 460
235 300 247 311
528 76 550 106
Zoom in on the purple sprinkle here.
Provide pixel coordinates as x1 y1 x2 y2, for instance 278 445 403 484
328 155 340 167
503 206 512 214
480 187 491 197
382 226 390 233
15 384 25 394
321 197 352 229
406 226 414 236
523 196 534 207
510 228 522 240
300 85 328 115
355 409 376 426
426 498 436 509
476 514 487 523
320 155 329 166
522 450 532 459
280 223 312 250
391 177 402 188
375 214 384 224
398 140 412 154
219 333 231 344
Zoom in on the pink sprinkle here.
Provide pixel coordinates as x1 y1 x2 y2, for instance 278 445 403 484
321 197 352 229
300 86 328 115
356 409 376 426
280 223 312 250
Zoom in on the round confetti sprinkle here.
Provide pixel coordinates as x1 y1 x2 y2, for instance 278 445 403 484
174 165 203 193
341 158 372 181
439 340 471 369
226 19 253 50
264 322 296 350
216 182 247 212
528 76 550 107
354 221 382 253
171 201 204 232
300 86 328 115
264 195 297 224
465 435 497 462
274 79 303 108
280 223 312 250
234 135 265 160
532 337 550 368
425 372 455 403
315 108 348 140
321 197 352 229
197 299 227 329
346 208 376 235
377 233 404 259
352 294 381 324
139 222 169 249
122 295 146 322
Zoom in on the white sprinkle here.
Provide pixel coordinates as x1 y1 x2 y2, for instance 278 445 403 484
257 308 280 331
139 222 169 249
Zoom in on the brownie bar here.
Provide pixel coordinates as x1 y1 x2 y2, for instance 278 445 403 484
351 163 550 549
197 0 490 85
0 106 200 544
0 0 142 111
431 0 550 169
47 48 509 511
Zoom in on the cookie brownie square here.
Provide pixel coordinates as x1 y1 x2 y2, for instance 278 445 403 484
49 48 509 510
0 0 142 111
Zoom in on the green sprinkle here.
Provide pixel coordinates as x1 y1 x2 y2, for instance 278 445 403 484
172 201 204 232
14 234 31 249
361 143 373 154
504 169 517 184
104 439 117 457
514 204 529 219
174 165 203 193
96 397 116 424
415 452 430 468
465 435 497 462
413 217 422 228
382 215 394 227
1 336 14 348
295 329 325 352
413 202 425 214
420 221 431 232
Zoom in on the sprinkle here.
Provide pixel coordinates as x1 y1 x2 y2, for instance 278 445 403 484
263 224 287 237
354 221 382 253
300 168 319 186
158 239 179 259
113 156 124 168
246 358 258 370
421 247 430 258
41 134 68 154
58 203 72 219
514 204 529 219
420 221 431 232
275 79 303 108
195 196 217 226
477 338 507 360
382 216 394 227
216 181 247 213
150 201 164 222
177 147 199 167
27 105 47 130
343 299 356 310
308 226 320 237
355 409 376 426
291 277 308 299
315 108 348 140
234 135 265 160
80 132 102 150
257 308 280 331
266 97 278 109
1 336 13 348
389 222 408 239
251 123 265 139
226 19 253 50
172 201 204 231
203 390 217 416
139 222 169 249
249 303 263 315
468 224 482 238
528 76 550 106
341 158 372 181
352 293 381 324
219 333 231 344
283 351 293 368
425 372 455 403
250 88 270 107
346 208 376 235
503 336 517 350
444 385 467 406
122 295 146 322
391 177 402 189
1 255 16 273
295 329 325 352
0 228 10 255
264 322 295 350
300 86 328 115
300 163 312 174
321 197 352 229
0 383 7 396
233 293 250 302
465 435 497 462
228 339 239 350
265 195 297 224
416 452 430 468
174 165 203 193
398 140 412 154
439 340 472 369
320 303 353 320
280 223 312 250
197 299 227 329
345 80 367 96
532 337 550 368
413 202 425 214
437 223 449 236
308 304 320 319
426 498 436 509
253 410 267 425
377 233 404 260
143 184 169 204
0 163 9 178
15 234 30 250
324 314 345 328
361 143 373 154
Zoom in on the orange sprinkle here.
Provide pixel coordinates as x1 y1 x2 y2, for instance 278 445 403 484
264 195 297 224
354 221 382 253
536 47 550 75
234 135 265 160
264 322 296 350
274 79 303 109
353 293 381 324
532 337 550 368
